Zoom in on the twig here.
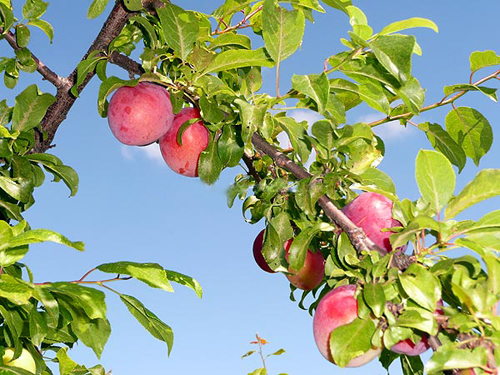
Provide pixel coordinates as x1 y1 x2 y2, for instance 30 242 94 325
242 152 262 183
251 133 387 257
367 68 500 127
212 5 263 35
2 30 68 88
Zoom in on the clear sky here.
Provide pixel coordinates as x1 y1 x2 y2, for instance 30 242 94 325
1 1 500 374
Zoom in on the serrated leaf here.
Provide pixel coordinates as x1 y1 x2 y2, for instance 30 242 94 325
209 33 252 50
50 283 106 320
425 345 488 374
287 223 321 271
363 283 385 318
164 269 202 298
418 122 466 172
0 229 84 252
378 17 438 35
330 317 378 367
26 19 53 43
218 125 244 168
276 116 311 163
445 169 500 219
395 77 425 115
400 354 424 375
445 107 492 166
358 82 390 114
415 150 455 215
11 84 56 132
369 34 415 84
87 0 109 19
0 274 32 305
390 215 439 250
22 0 48 19
399 263 441 311
97 77 138 117
263 0 305 64
292 73 329 114
123 0 142 11
97 261 174 292
321 0 351 13
198 137 223 185
234 99 267 144
157 4 199 61
202 48 274 74
470 50 500 72
120 294 174 355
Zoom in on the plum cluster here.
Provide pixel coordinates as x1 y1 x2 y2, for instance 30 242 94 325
253 192 434 366
107 82 209 177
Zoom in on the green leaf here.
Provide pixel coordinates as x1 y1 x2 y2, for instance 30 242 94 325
198 137 223 185
0 274 33 305
415 150 455 215
22 0 48 19
164 269 202 298
470 50 500 72
218 125 244 168
97 262 174 292
26 153 79 196
321 0 351 14
0 229 84 252
390 215 439 250
157 4 199 61
0 176 32 203
418 122 466 172
425 345 488 374
358 82 390 114
394 77 425 115
363 283 385 318
346 6 372 39
202 48 274 74
400 354 424 375
276 116 311 163
292 73 330 114
445 107 493 166
0 3 14 32
97 77 138 117
210 33 252 50
396 307 437 335
87 0 109 19
263 0 305 64
353 167 396 195
443 84 498 102
71 316 110 359
15 24 30 48
120 294 174 355
26 19 53 43
399 263 441 311
445 169 500 219
287 223 321 271
330 317 378 367
123 0 142 11
234 99 267 144
378 17 438 35
369 34 415 84
71 51 104 97
11 84 56 132
50 283 107 320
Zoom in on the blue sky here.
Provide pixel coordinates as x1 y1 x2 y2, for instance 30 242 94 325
1 1 500 374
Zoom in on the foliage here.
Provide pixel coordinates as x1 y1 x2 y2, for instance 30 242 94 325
0 0 500 374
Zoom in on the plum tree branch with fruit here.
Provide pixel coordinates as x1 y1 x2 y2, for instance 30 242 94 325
1 0 500 375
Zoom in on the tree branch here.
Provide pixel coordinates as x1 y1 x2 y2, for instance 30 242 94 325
2 29 67 88
33 1 136 153
367 68 500 127
251 132 388 257
109 51 144 76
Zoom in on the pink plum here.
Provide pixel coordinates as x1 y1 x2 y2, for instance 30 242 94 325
341 192 404 252
107 82 173 146
313 285 382 367
284 239 324 291
391 335 430 356
253 229 276 273
159 107 209 177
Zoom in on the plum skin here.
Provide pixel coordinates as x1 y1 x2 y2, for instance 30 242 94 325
107 82 173 146
313 285 381 367
252 229 276 273
341 192 404 252
159 107 209 177
390 335 430 356
2 348 36 373
284 239 324 291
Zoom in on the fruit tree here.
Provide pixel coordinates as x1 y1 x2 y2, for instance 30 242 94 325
0 0 500 374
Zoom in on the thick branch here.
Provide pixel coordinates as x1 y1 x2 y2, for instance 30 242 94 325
2 30 67 88
251 133 387 256
33 1 135 153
